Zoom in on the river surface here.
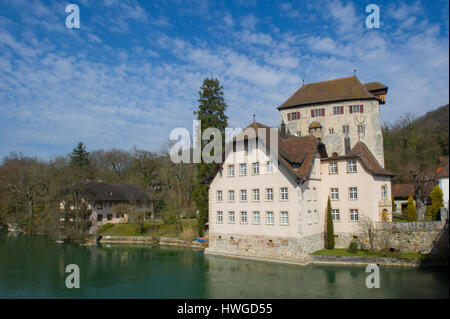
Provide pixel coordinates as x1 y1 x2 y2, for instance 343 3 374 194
0 231 448 298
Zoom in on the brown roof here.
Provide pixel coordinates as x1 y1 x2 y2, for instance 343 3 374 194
277 76 381 110
437 158 449 178
321 141 395 177
205 122 325 185
363 81 388 92
83 182 150 201
392 183 415 199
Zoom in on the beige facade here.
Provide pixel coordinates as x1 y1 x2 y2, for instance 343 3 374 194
280 99 385 167
206 125 393 261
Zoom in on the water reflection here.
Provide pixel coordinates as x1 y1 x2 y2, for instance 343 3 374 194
0 233 448 299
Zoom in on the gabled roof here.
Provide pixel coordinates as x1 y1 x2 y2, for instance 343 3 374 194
205 122 326 185
392 183 415 199
321 141 395 177
83 182 150 201
363 81 388 92
278 76 382 110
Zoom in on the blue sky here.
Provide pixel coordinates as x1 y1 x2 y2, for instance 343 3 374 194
0 0 448 160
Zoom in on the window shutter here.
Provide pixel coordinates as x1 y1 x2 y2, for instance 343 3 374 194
360 105 364 113
321 108 325 116
297 112 300 119
349 105 353 113
287 113 291 121
311 110 315 118
340 106 344 114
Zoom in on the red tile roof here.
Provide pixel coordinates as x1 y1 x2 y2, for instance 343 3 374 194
437 158 449 178
321 141 394 177
277 76 384 110
392 183 415 199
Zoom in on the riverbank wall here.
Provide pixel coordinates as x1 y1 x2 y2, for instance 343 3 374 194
97 235 205 249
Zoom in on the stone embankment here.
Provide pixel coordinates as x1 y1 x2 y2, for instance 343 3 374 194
96 235 205 249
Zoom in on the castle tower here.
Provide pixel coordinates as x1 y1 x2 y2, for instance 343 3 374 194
277 76 388 167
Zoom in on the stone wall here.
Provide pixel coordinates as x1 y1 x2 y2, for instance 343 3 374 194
206 232 324 263
361 221 448 254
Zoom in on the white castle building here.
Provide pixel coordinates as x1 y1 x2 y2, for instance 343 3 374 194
205 76 394 264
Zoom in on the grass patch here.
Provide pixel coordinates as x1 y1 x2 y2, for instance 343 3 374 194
312 248 427 259
99 219 198 238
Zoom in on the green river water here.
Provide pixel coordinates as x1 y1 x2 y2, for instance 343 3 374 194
0 231 448 298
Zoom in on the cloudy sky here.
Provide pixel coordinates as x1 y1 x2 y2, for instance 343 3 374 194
0 0 448 160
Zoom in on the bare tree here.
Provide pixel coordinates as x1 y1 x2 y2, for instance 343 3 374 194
357 215 377 252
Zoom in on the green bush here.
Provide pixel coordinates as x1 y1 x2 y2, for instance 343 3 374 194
425 206 433 221
348 241 358 254
405 196 417 221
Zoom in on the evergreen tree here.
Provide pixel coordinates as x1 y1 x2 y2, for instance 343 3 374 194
430 185 444 220
326 196 335 249
405 195 418 221
70 142 89 168
193 78 228 236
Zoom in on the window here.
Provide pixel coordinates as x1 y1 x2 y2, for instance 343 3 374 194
349 187 358 200
266 212 274 225
217 191 223 202
350 209 359 221
253 189 260 201
241 211 247 224
266 188 273 201
347 160 357 173
244 140 249 154
97 203 103 210
240 189 247 202
333 106 344 115
97 214 103 221
228 165 235 177
312 187 317 201
281 212 289 225
297 131 301 136
311 108 325 117
329 128 334 134
307 211 312 224
280 187 288 200
219 168 222 177
229 211 235 223
217 211 223 223
107 214 112 221
381 185 388 199
266 161 273 173
291 111 300 120
253 212 260 224
330 162 338 174
349 104 364 113
314 210 319 224
342 125 350 134
228 190 235 202
332 209 340 221
240 163 247 175
358 125 365 134
331 188 339 200
253 162 260 174
306 188 311 201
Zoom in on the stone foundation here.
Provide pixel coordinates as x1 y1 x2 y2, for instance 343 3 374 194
206 232 324 263
332 221 448 255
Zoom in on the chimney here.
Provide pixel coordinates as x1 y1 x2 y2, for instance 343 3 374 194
344 136 351 155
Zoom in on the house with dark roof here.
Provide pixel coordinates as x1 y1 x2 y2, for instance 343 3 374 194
60 182 152 225
278 76 388 169
392 183 416 213
205 120 394 263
